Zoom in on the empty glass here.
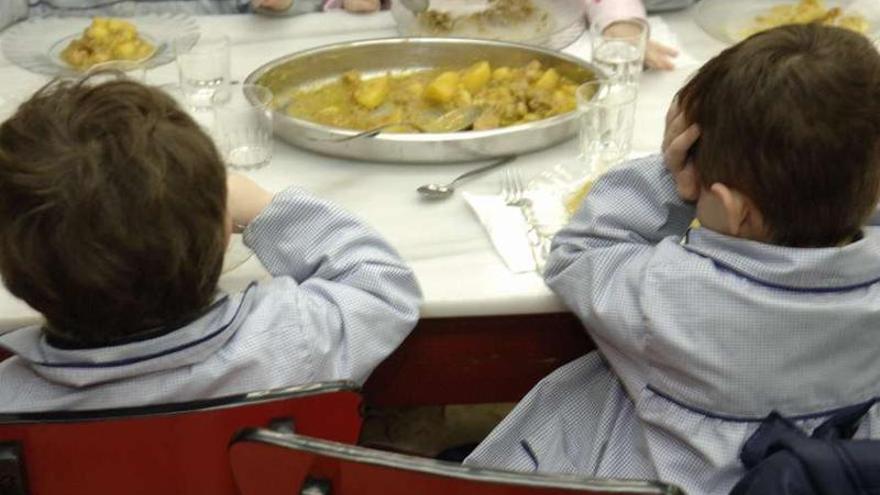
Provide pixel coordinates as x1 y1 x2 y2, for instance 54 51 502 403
157 83 216 133
174 35 230 108
576 80 638 178
590 18 648 84
212 84 274 171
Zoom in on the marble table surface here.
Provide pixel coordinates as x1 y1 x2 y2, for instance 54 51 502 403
0 8 727 331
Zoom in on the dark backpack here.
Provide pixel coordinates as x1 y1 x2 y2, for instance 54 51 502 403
730 400 880 495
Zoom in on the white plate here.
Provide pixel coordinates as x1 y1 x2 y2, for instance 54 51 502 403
390 0 586 50
696 0 880 45
1 13 199 76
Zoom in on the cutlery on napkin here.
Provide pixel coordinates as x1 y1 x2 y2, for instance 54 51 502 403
463 192 537 273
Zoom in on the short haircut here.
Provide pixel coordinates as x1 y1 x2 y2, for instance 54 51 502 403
678 24 880 247
0 77 228 346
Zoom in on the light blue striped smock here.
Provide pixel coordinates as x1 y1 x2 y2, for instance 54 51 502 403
0 188 422 412
466 154 880 495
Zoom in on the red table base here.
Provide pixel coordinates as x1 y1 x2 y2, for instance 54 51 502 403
363 313 594 407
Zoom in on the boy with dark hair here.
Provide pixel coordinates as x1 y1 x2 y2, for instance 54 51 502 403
466 24 880 494
0 78 421 411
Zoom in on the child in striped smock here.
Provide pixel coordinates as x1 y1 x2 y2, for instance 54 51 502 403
466 23 880 495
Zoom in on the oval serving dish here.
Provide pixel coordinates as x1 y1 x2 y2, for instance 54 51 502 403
245 37 601 163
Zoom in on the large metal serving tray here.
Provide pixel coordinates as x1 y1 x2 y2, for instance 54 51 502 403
245 37 599 163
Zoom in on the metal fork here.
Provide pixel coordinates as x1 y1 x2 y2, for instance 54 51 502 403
500 168 552 272
501 168 529 207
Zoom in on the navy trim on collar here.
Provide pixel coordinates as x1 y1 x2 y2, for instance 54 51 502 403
694 253 880 294
33 283 255 369
46 296 231 350
681 227 880 292
646 385 879 423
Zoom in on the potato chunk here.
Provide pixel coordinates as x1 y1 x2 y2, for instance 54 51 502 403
462 61 491 93
534 68 560 90
492 67 512 81
354 74 390 109
424 71 460 104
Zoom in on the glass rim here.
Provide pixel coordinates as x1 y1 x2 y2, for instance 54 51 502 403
576 80 639 107
590 17 650 42
174 33 230 54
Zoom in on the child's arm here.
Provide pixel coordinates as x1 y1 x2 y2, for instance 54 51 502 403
231 176 422 385
0 0 29 32
544 157 693 356
544 103 699 363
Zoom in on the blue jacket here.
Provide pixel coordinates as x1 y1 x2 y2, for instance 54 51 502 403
732 401 880 495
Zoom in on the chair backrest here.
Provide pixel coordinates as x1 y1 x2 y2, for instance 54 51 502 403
0 381 362 495
229 429 685 495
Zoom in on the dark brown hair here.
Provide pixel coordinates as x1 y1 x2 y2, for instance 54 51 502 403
678 24 880 247
0 76 227 346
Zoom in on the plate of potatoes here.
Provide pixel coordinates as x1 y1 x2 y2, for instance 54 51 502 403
2 13 198 76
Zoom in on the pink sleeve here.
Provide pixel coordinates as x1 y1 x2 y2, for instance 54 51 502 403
585 0 646 32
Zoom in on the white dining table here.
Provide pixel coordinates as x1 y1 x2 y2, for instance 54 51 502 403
0 8 728 332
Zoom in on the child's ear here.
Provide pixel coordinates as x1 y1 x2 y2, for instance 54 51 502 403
709 183 767 240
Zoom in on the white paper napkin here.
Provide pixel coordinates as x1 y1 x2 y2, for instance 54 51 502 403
463 192 537 273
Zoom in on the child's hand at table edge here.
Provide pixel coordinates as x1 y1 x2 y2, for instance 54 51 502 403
251 0 293 11
343 0 381 12
662 97 701 202
227 174 274 234
646 40 678 70
602 21 679 71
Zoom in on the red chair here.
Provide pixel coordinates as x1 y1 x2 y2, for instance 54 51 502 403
229 428 685 495
0 381 362 495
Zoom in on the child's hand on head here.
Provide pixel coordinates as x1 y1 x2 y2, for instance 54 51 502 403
662 97 701 202
343 0 380 12
251 0 293 11
227 174 274 233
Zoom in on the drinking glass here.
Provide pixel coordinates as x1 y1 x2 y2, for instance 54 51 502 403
212 84 274 171
590 18 648 84
157 83 216 132
174 35 230 108
576 80 638 178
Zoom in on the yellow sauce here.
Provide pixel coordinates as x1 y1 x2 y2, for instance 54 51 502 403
564 178 593 216
274 60 582 132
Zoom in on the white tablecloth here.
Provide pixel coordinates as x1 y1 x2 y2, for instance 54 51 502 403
0 9 727 331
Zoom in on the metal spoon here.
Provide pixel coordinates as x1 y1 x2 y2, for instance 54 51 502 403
417 155 517 199
400 0 429 13
316 106 482 142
